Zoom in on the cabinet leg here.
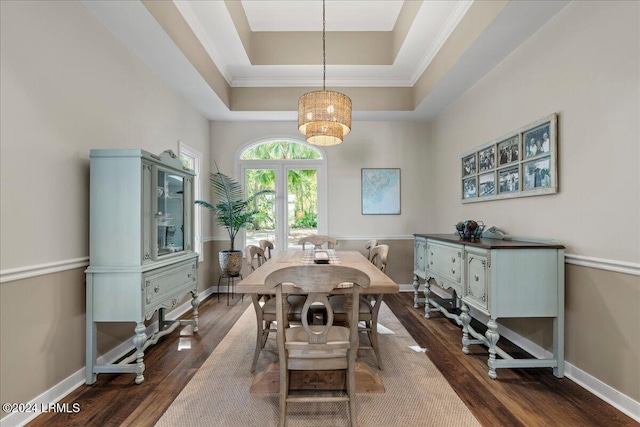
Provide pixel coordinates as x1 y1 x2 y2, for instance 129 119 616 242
486 318 500 379
133 322 147 384
191 290 200 333
460 303 471 354
423 279 431 319
412 274 420 309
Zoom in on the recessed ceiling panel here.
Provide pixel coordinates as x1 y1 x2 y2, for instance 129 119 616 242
241 0 404 32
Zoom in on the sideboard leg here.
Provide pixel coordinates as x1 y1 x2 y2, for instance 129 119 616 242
412 274 420 308
133 322 147 384
486 318 500 379
191 290 200 333
460 303 471 354
424 279 431 319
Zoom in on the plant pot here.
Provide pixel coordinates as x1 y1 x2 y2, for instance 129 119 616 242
219 250 243 276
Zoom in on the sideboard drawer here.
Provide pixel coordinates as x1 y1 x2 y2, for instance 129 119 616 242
431 273 463 297
463 249 490 313
144 260 197 306
426 241 462 284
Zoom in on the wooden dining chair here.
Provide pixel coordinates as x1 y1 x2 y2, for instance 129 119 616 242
298 234 338 250
265 265 371 427
331 244 389 369
259 239 274 260
364 239 378 261
246 245 305 373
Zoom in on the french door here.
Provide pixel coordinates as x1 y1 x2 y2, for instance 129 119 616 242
242 161 326 253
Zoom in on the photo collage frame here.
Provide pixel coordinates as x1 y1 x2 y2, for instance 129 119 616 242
461 113 558 203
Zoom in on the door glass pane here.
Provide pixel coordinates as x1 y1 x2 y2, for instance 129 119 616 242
157 169 184 256
245 169 276 250
287 169 318 250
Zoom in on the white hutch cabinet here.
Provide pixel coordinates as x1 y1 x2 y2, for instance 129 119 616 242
85 149 199 384
413 233 565 379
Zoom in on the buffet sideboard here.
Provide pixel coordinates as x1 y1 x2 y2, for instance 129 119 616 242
413 233 565 379
85 149 199 384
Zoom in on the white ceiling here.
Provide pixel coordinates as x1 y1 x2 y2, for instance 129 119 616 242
82 0 569 122
241 0 404 32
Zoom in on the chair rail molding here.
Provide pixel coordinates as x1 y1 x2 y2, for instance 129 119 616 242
0 257 90 284
1 252 637 284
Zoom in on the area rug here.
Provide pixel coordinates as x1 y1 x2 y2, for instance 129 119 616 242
155 304 480 427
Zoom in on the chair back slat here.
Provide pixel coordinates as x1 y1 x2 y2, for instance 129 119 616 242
370 244 389 273
245 245 266 272
298 235 338 250
259 240 274 259
364 239 378 261
264 265 370 293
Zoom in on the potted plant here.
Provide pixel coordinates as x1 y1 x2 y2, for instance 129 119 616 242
196 169 274 276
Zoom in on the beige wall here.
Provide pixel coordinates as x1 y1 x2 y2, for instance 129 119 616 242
210 120 432 239
428 1 639 401
0 1 212 408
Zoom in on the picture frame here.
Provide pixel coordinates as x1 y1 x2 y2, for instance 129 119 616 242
461 113 557 203
361 168 401 215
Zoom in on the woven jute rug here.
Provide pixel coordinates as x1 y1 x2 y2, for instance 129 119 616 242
155 303 480 427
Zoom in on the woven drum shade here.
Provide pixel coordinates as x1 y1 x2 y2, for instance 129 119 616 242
298 90 352 146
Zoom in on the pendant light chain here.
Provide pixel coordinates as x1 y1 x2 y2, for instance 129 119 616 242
322 0 326 91
297 0 351 146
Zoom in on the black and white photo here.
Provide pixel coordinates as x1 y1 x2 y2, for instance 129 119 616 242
478 173 495 197
524 122 551 158
463 177 477 199
498 136 519 165
462 154 476 177
498 166 519 193
523 157 551 190
478 146 495 171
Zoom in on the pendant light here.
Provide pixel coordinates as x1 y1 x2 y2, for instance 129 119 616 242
298 0 352 146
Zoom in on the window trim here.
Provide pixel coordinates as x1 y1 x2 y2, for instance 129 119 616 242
178 141 203 263
236 137 328 252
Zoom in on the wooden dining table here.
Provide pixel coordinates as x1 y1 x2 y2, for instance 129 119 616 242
236 250 398 295
236 250 399 393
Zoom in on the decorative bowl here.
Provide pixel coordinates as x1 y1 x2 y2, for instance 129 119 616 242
455 220 485 241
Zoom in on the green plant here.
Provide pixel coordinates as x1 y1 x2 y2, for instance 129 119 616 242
195 170 274 251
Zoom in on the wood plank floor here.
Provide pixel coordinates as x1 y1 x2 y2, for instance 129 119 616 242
27 292 638 427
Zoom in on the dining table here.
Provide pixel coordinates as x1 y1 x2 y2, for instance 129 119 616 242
236 249 399 394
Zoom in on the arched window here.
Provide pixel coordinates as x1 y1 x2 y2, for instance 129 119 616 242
237 139 327 253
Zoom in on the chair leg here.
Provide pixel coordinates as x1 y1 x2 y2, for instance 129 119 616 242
279 365 288 427
347 353 357 427
370 319 383 370
251 318 264 373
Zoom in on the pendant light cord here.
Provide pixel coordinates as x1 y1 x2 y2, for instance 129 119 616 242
322 0 326 91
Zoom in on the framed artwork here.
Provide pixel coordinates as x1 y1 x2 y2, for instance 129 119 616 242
361 168 401 215
462 177 477 199
461 113 557 203
478 173 496 197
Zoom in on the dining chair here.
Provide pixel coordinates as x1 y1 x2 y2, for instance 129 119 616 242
246 245 305 373
265 265 371 427
298 234 338 250
259 239 274 260
330 244 389 369
364 239 378 261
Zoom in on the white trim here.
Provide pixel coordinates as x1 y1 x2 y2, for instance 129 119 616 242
334 235 414 241
0 287 216 427
565 254 640 276
178 141 204 263
0 257 89 284
410 0 473 85
407 284 640 423
2 252 638 284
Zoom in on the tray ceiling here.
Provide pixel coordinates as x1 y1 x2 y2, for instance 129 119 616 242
82 0 569 121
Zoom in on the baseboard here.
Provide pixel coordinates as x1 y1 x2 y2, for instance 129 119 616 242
0 287 216 427
403 284 640 422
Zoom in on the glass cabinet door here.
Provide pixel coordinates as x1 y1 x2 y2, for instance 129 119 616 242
156 168 185 256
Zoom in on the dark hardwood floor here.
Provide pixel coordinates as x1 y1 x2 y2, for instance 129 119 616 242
28 293 638 427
